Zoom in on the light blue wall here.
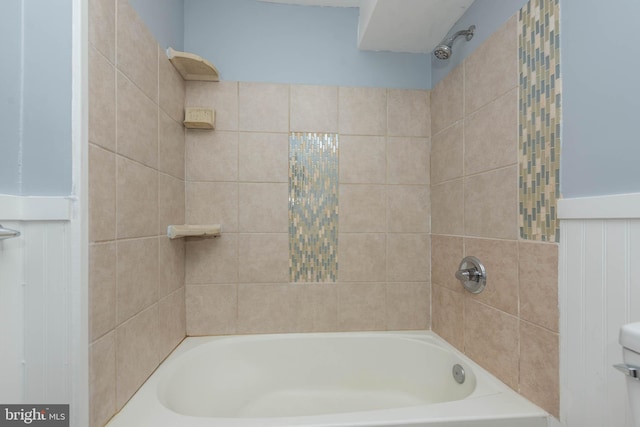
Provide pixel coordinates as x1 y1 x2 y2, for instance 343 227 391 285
129 0 185 50
184 0 430 89
431 0 527 86
561 0 640 197
0 1 22 194
0 0 72 196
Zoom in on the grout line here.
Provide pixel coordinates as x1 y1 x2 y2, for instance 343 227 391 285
113 0 122 405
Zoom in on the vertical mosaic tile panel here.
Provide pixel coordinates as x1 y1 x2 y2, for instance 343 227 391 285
289 133 339 282
518 0 561 242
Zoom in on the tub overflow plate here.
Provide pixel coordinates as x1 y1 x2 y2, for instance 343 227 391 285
452 364 466 384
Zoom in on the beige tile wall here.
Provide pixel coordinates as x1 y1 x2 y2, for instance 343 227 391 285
87 1 560 425
430 15 559 417
184 82 431 336
88 0 186 426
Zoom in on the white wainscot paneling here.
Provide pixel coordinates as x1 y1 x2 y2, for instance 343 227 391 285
23 221 72 402
560 218 640 427
0 208 72 404
0 221 25 403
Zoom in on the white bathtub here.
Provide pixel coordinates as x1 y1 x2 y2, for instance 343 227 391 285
106 331 549 427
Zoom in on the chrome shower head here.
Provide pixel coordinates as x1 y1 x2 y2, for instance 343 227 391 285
433 44 452 60
433 25 475 60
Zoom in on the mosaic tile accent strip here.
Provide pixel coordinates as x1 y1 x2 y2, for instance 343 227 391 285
518 0 561 242
289 133 339 282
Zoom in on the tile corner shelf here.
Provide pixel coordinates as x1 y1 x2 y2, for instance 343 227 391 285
166 48 220 81
167 224 221 240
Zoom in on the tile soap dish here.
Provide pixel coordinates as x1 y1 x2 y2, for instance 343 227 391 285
167 224 221 240
184 107 215 129
166 48 220 81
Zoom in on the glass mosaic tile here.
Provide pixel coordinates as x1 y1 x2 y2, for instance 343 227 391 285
519 0 561 242
289 132 339 282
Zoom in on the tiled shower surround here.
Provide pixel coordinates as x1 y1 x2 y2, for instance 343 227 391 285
430 13 559 417
88 0 186 425
183 82 431 335
88 0 561 426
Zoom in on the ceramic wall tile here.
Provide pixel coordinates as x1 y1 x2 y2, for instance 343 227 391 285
464 88 518 175
239 132 289 182
237 284 314 334
519 320 560 417
238 234 289 283
338 234 386 282
116 157 158 239
431 121 463 185
337 283 386 331
89 0 115 63
116 73 158 168
185 81 239 131
186 235 238 285
238 82 289 132
89 144 116 242
116 237 158 324
464 299 519 389
158 288 186 358
465 15 518 114
339 135 386 184
387 186 430 233
339 184 386 233
89 242 116 341
158 110 185 180
239 183 289 233
386 283 430 330
431 235 464 291
89 47 116 151
158 173 185 235
387 234 430 282
519 241 559 331
387 89 430 137
116 0 158 102
89 331 116 427
338 87 386 136
186 130 238 182
387 137 430 185
290 85 338 133
158 46 185 124
115 305 160 409
431 64 463 134
432 285 464 350
431 179 464 235
186 182 238 232
186 284 237 335
464 238 519 315
158 238 185 298
464 166 518 240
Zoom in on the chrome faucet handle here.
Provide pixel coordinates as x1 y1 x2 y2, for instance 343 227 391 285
455 256 487 294
455 267 482 282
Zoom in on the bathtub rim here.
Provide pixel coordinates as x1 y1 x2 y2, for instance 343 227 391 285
106 330 549 427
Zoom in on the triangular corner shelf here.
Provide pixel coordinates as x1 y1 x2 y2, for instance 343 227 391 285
167 47 220 82
167 224 221 239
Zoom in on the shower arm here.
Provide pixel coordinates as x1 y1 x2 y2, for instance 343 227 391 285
442 25 475 46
